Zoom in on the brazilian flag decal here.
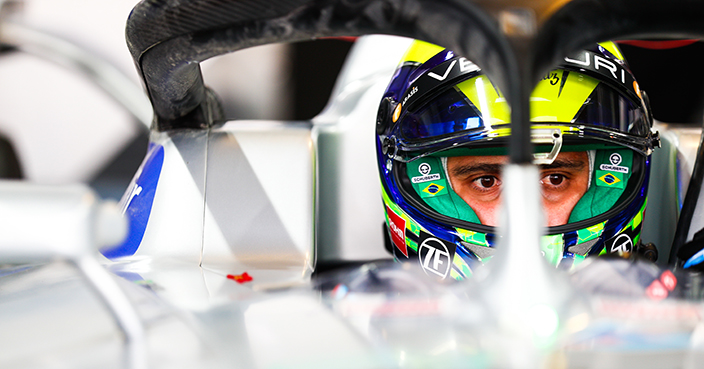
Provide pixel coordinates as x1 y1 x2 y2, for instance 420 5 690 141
421 180 448 198
596 170 624 189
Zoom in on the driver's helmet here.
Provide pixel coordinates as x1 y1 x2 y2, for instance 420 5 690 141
376 40 660 280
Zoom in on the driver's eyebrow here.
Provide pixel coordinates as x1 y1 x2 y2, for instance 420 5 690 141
539 157 587 170
451 157 586 178
450 155 587 177
450 163 502 178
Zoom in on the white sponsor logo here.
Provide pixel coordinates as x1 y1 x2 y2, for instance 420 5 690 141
428 58 480 81
402 86 418 106
419 162 431 175
600 153 628 173
389 219 404 240
599 164 629 173
386 205 408 256
411 174 441 183
564 51 626 84
419 238 451 279
610 234 633 254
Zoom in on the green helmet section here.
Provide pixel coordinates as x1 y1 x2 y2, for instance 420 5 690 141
406 157 481 224
408 148 633 226
568 149 633 223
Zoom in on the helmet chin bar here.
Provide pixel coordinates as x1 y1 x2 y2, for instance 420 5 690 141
532 129 563 165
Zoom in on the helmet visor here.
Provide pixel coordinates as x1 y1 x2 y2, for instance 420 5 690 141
395 71 651 158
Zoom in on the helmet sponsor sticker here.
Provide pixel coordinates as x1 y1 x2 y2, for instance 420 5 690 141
542 71 560 85
386 205 408 257
412 162 441 183
420 180 448 197
418 230 456 279
609 233 633 254
599 164 629 174
392 103 402 123
596 170 625 188
427 58 478 82
563 50 640 102
399 56 480 115
634 81 642 99
599 152 629 173
604 223 641 256
412 174 441 183
419 162 431 175
402 85 418 106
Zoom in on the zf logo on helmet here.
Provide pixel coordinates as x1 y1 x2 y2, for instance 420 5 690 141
605 224 641 256
610 234 633 254
417 231 456 279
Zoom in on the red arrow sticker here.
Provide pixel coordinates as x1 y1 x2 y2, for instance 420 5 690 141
227 272 253 284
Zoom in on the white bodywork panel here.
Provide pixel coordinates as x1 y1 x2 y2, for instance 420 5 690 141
127 131 207 263
202 121 315 272
315 35 413 262
118 124 315 278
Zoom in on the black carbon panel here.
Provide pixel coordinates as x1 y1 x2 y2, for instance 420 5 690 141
126 0 310 61
125 0 507 129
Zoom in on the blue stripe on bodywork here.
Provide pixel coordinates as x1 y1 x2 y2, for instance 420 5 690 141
101 145 164 259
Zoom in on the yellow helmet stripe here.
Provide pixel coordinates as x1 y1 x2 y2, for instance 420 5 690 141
455 70 599 123
401 40 445 65
598 41 625 61
455 76 511 124
530 70 599 122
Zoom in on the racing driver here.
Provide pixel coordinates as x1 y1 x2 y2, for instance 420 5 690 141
376 40 660 280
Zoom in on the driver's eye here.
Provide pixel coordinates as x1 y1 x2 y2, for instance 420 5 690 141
479 176 496 188
546 174 564 186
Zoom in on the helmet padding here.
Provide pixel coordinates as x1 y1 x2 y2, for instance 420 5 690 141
408 148 633 225
407 157 481 223
568 149 633 223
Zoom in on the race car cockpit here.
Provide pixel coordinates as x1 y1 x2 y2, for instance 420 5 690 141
3 0 704 368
